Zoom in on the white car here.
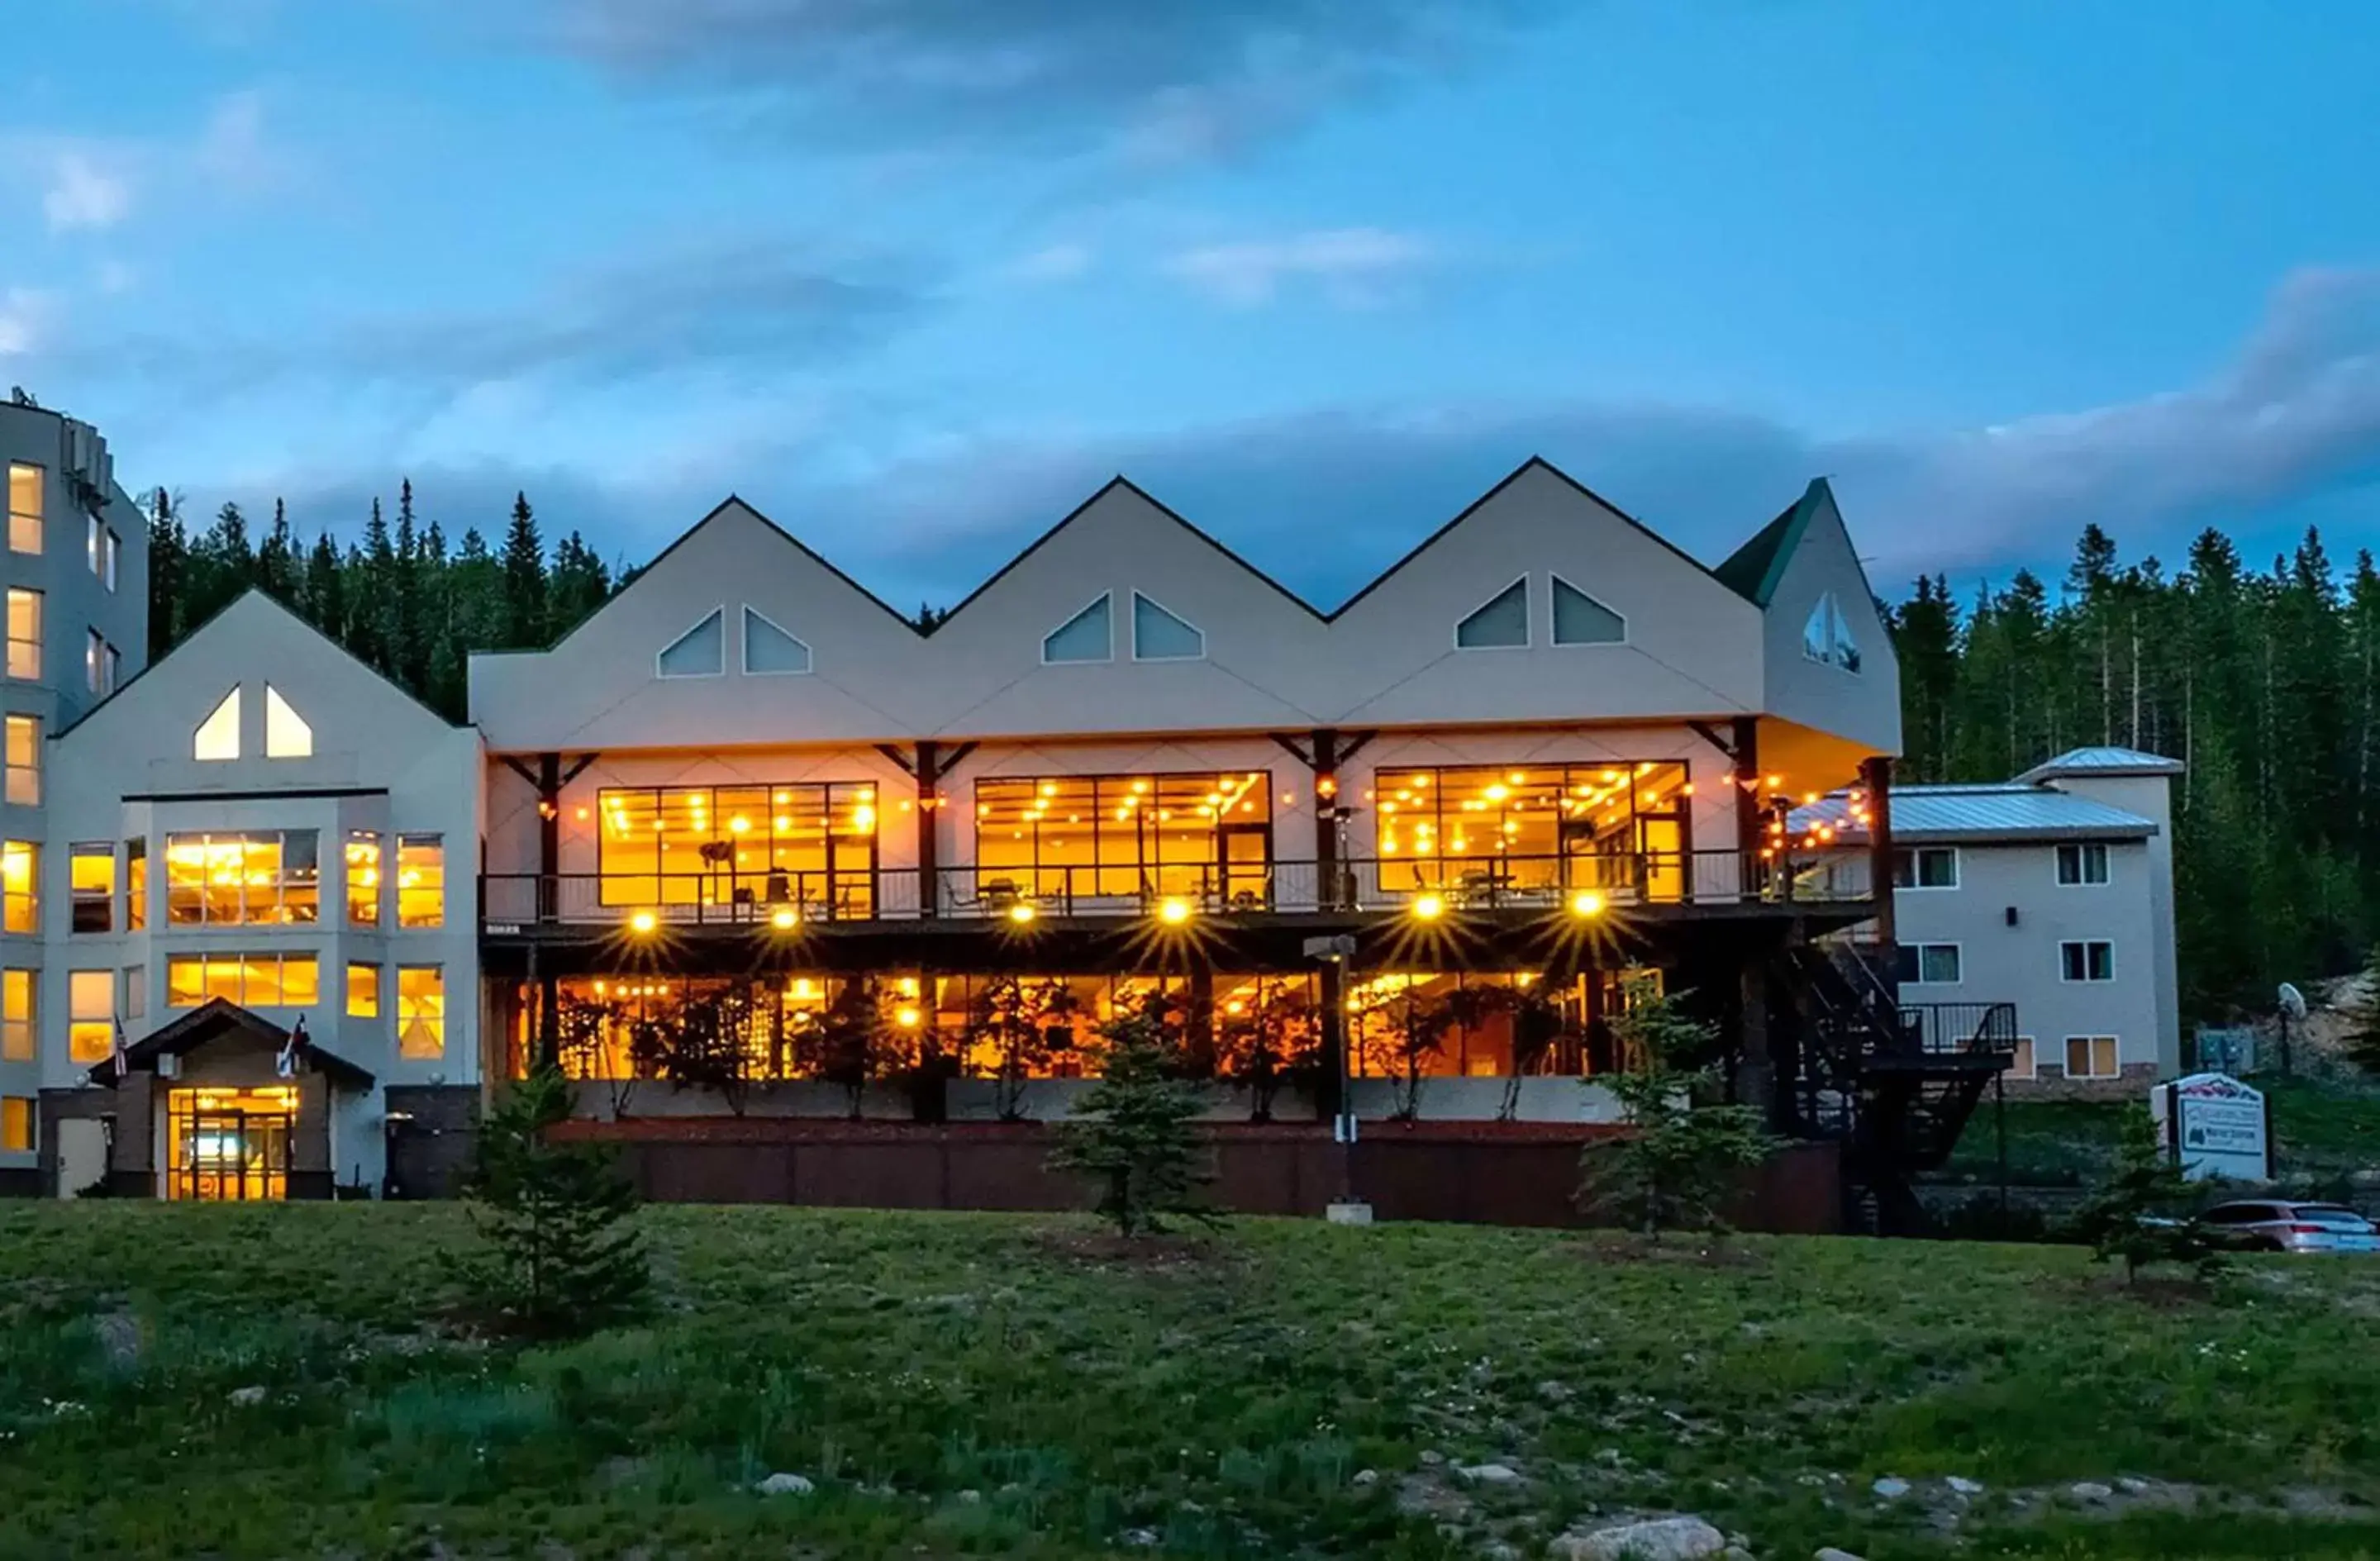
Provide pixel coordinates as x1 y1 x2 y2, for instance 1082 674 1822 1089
2197 1200 2380 1254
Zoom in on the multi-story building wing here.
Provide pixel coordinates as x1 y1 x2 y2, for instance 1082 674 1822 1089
0 398 150 1192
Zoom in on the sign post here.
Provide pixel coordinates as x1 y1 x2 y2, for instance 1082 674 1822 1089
2150 1073 2271 1183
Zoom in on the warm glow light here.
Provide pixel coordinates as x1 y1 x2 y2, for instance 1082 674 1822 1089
628 910 657 935
792 978 818 1000
1569 889 1606 919
1411 892 1445 921
1008 902 1038 924
1157 897 1192 926
854 805 876 830
731 816 750 833
1224 999 1246 1016
1483 783 1510 802
898 976 919 998
770 907 797 930
1316 776 1337 797
894 1005 921 1030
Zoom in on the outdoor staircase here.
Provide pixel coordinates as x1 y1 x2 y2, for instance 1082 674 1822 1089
1777 940 2016 1236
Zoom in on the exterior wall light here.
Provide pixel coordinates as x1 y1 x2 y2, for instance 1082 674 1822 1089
1157 897 1193 926
1569 890 1606 919
1007 902 1038 924
894 1005 922 1029
1411 892 1445 922
628 910 658 935
769 907 797 930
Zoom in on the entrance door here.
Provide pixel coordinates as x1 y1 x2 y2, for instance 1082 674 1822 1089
1219 824 1272 910
167 1087 295 1201
55 1118 107 1199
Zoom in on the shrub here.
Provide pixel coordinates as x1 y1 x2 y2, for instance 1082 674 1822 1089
2074 1107 2226 1283
1578 986 1778 1239
1049 1002 1220 1237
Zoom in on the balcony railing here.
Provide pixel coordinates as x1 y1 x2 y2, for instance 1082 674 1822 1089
1891 1002 2021 1059
480 850 1874 930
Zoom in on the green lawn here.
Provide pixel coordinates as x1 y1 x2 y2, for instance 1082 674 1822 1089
7 1206 2380 1559
1945 1076 2380 1187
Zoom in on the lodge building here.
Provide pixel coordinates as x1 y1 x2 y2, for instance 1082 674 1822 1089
2 402 2093 1224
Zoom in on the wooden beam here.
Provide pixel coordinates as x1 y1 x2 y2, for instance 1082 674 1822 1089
874 742 917 777
497 754 542 790
1269 731 1316 769
557 753 600 789
1334 730 1378 769
1687 720 1738 762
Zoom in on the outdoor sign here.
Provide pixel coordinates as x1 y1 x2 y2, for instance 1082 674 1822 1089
2193 1026 2256 1075
2151 1073 2271 1183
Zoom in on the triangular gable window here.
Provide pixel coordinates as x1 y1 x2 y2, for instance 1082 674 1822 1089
1803 593 1863 674
742 607 812 675
657 608 726 678
1454 578 1529 650
1042 593 1112 664
1131 592 1204 661
193 686 240 762
264 684 312 759
1550 576 1625 645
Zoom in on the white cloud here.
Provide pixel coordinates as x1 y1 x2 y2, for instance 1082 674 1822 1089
193 91 279 193
43 152 131 232
0 289 56 358
1003 242 1094 283
1163 227 1434 307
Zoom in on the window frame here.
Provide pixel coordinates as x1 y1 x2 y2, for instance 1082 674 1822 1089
396 834 446 929
740 606 812 677
2 840 36 934
1129 591 1207 663
597 782 880 910
263 683 312 759
102 528 120 593
1548 573 1627 646
3 713 38 807
345 831 381 926
193 686 240 761
654 606 727 680
2055 841 2112 887
7 463 41 556
6 588 40 682
84 629 106 696
346 960 382 1019
125 836 145 930
2063 1035 2120 1079
1452 575 1531 652
1896 941 1963 986
396 964 445 1060
68 968 115 1064
0 1096 31 1154
163 830 321 926
2008 1035 2036 1081
1892 845 1960 890
1040 592 1116 665
973 770 1272 898
164 952 321 1010
68 841 115 934
1372 759 1693 897
0 968 33 1062
2059 939 2116 983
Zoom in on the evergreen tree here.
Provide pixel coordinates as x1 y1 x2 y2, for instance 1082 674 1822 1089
1048 1001 1219 1237
501 492 549 650
1578 987 1778 1240
145 488 187 651
2075 1107 2225 1284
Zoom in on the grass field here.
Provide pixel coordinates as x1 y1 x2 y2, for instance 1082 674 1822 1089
7 1205 2380 1559
1944 1076 2380 1187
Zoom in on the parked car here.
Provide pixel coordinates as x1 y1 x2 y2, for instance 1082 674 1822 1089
2197 1201 2380 1254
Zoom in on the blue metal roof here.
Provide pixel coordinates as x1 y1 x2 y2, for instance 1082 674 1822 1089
2015 746 2184 783
1795 783 2159 844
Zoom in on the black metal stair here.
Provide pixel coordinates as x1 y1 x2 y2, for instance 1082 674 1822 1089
1777 940 2016 1235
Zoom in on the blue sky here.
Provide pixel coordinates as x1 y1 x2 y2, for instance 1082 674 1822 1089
7 1 2379 611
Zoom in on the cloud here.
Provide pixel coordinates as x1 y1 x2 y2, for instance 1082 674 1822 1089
1162 227 1435 308
1003 242 1094 284
192 91 281 194
44 153 132 233
0 289 54 358
511 0 1555 161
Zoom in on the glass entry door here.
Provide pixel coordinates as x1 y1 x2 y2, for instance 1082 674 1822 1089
1219 825 1272 909
167 1087 295 1201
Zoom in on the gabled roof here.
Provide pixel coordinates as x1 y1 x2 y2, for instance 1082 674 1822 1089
2016 746 2187 783
88 998 376 1090
1715 478 1829 607
1794 782 2159 844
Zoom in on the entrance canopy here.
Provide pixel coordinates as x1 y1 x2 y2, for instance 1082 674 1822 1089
86 998 376 1091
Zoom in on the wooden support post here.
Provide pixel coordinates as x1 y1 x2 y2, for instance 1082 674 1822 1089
1861 754 1897 952
914 740 941 918
1316 959 1346 1122
536 752 560 923
1731 716 1762 897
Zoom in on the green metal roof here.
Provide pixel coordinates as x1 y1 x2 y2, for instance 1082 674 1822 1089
1715 478 1829 607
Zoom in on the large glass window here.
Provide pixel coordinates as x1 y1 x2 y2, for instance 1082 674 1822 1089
7 589 39 681
397 835 444 927
397 966 445 1059
0 1096 28 1153
165 954 320 1009
4 714 36 805
126 837 145 930
1 969 31 1062
69 968 113 1063
974 772 1272 902
1373 762 1690 901
598 783 878 913
2 840 35 933
69 843 114 933
345 832 380 925
347 961 380 1018
7 464 40 554
164 831 321 926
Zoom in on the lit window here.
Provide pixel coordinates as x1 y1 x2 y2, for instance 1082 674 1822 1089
87 515 102 576
7 464 40 555
741 607 812 674
164 953 319 1009
2064 1035 2119 1078
0 1097 29 1154
1130 593 1205 661
164 831 320 926
2056 843 2111 886
4 714 37 806
69 843 114 934
346 961 380 1019
68 968 113 1063
2 841 35 933
1892 848 1959 889
193 686 240 760
7 589 40 681
1454 578 1529 650
102 530 120 593
1042 593 1113 664
596 782 878 912
1 969 32 1062
125 837 145 930
397 966 445 1059
85 629 105 695
397 835 445 927
264 684 312 759
973 772 1272 900
1802 592 1863 673
1894 943 1962 985
1550 576 1625 645
1372 761 1692 902
345 831 381 926
656 608 726 678
2061 940 2115 983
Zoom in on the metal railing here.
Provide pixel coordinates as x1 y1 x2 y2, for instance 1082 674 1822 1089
478 850 1877 930
1892 1002 2021 1058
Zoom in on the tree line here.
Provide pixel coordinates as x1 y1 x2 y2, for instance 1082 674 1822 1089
1891 521 2379 1023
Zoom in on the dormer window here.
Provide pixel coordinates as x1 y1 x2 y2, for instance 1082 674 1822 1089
1454 578 1530 650
657 608 726 678
742 607 812 675
1042 593 1113 664
1130 592 1204 661
1803 593 1862 673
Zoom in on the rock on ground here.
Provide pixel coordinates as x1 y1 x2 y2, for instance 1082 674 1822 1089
2069 1482 2114 1502
1814 1549 1867 1561
1550 1515 1728 1560
754 1473 815 1497
1871 1477 1911 1499
1458 1463 1526 1486
1945 1476 1985 1497
226 1386 269 1407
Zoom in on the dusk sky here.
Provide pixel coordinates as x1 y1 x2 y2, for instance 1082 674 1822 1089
7 1 2379 611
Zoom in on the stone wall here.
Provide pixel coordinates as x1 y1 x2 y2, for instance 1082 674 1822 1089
385 1085 482 1199
2002 1060 2159 1102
